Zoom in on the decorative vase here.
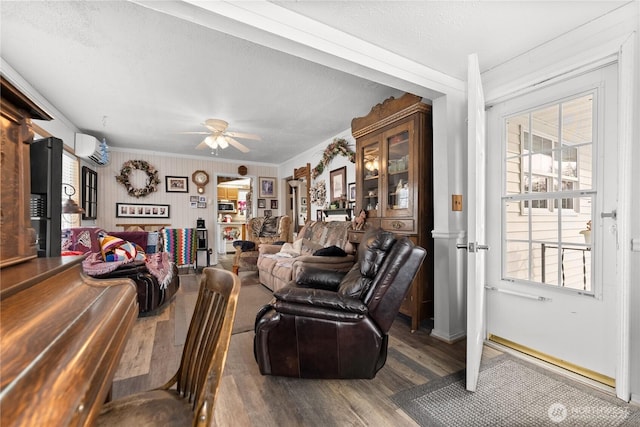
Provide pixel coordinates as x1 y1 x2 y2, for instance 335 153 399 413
579 229 591 244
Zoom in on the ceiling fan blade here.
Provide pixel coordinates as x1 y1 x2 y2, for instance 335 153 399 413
225 131 261 141
179 131 209 135
195 140 210 150
226 137 250 153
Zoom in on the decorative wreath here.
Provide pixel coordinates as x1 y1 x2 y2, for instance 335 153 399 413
115 160 161 198
312 138 356 179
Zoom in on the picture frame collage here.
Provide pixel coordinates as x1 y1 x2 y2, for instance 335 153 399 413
190 195 207 209
258 176 278 215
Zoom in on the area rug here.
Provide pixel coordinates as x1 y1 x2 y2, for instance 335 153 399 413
392 354 640 427
174 271 272 345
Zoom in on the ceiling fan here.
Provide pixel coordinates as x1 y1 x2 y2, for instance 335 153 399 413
185 119 261 153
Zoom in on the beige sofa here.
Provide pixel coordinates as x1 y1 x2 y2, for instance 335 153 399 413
257 221 355 292
232 216 291 274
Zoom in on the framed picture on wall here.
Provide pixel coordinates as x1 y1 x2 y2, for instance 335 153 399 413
165 176 189 193
271 199 278 209
259 176 277 198
330 167 346 202
348 182 356 202
116 203 170 218
257 198 266 208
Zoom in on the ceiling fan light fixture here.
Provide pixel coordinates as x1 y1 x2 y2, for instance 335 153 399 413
205 135 217 149
216 135 229 149
193 118 260 154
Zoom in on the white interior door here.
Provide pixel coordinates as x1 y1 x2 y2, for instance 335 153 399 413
485 63 618 384
464 53 487 392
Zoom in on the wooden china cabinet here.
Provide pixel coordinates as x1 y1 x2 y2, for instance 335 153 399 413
1 76 51 267
351 93 434 331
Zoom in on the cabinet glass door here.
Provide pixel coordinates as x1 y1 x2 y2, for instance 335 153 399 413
385 122 412 216
360 139 380 217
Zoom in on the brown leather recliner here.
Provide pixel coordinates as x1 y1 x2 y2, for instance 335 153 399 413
254 228 426 379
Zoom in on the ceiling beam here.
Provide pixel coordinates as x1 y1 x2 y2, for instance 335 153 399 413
133 0 465 100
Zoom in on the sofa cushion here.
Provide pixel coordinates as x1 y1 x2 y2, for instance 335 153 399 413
301 239 323 255
337 229 397 299
259 216 280 237
337 268 372 299
360 230 396 278
313 245 347 257
297 221 353 254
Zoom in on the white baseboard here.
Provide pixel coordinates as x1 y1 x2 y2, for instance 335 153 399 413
430 328 466 344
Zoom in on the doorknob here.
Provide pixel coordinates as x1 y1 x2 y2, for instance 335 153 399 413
601 210 617 220
457 242 489 252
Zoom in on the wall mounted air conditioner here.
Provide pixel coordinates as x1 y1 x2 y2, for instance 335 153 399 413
75 133 110 166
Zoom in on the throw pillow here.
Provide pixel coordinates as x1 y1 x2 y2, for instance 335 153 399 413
259 216 280 237
313 245 347 257
279 239 302 257
232 240 256 252
99 234 146 262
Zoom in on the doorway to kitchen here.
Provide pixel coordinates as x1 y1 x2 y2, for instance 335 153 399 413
215 174 256 258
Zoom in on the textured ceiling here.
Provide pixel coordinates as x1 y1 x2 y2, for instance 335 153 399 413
275 1 628 79
0 1 626 165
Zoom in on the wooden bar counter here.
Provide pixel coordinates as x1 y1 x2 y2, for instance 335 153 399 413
0 256 138 426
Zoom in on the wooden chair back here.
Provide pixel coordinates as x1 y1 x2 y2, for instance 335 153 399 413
172 267 240 425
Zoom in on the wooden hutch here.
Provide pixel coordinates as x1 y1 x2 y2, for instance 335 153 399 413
1 76 138 426
351 93 434 331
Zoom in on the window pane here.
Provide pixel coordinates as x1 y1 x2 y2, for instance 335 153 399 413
532 104 559 146
561 94 593 145
560 148 578 178
577 144 593 190
531 202 558 243
505 115 528 196
539 244 560 286
502 93 594 292
505 241 530 281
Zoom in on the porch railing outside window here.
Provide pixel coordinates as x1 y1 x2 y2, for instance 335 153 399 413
503 93 594 292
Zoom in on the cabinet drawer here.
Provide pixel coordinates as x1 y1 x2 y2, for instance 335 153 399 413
381 218 415 233
348 231 364 244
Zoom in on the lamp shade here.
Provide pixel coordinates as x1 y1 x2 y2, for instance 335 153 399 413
62 184 84 214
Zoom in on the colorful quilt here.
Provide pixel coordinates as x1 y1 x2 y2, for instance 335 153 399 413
161 228 197 267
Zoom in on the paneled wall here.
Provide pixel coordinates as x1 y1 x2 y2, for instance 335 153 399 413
90 150 278 250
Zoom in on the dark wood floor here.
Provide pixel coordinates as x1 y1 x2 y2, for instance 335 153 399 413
112 261 501 426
